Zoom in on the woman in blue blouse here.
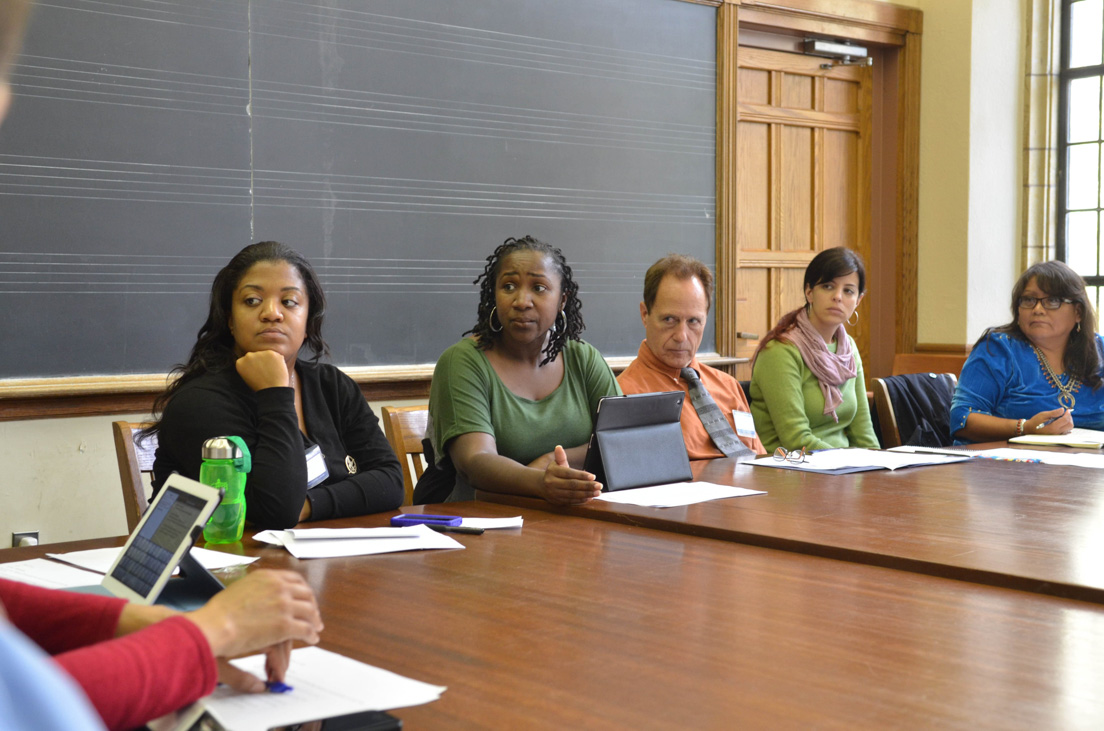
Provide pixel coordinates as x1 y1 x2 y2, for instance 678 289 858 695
951 261 1104 442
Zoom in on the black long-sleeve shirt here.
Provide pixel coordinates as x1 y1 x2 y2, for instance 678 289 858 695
152 361 403 528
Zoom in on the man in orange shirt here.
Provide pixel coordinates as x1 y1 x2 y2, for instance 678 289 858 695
618 255 764 460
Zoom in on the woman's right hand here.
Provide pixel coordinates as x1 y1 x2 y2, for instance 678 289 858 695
539 445 602 505
236 350 291 391
1025 407 1074 435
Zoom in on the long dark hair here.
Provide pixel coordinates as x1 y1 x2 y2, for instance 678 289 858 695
753 247 866 365
979 260 1101 389
464 235 584 367
144 241 330 439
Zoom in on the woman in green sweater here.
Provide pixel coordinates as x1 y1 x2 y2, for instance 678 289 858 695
749 247 879 453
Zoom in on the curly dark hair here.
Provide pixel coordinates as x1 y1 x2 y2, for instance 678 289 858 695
980 260 1102 389
464 235 584 367
143 241 330 440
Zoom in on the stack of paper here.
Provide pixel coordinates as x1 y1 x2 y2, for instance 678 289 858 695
254 523 464 559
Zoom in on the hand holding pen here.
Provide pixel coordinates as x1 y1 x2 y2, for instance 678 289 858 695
1030 407 1072 434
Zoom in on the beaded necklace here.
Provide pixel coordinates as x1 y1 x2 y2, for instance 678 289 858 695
1032 345 1079 409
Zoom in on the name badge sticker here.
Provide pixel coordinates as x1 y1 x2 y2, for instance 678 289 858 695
733 410 757 439
305 444 330 489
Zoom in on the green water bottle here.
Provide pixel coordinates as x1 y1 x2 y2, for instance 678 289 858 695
201 436 252 544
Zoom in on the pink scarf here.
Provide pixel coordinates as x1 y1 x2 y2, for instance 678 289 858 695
780 309 857 422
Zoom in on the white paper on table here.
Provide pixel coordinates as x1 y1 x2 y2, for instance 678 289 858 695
0 558 104 589
460 516 524 530
46 546 258 575
254 523 464 559
201 646 446 731
595 481 765 508
974 447 1104 469
755 448 969 472
285 527 420 540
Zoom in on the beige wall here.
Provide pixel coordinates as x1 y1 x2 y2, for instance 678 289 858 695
905 0 1026 344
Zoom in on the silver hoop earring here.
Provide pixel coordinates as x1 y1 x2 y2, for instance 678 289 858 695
552 309 566 334
489 306 503 333
847 310 859 326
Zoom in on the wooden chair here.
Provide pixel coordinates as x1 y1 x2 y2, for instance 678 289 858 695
112 421 158 532
891 352 968 378
872 373 958 449
381 406 429 506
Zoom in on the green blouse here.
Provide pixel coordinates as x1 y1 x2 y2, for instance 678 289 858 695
749 336 879 453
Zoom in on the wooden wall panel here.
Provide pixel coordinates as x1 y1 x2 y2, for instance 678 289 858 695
823 129 860 249
738 67 771 104
782 73 814 110
737 122 771 250
780 126 814 250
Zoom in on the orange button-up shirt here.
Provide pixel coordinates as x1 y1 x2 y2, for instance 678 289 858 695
617 341 765 460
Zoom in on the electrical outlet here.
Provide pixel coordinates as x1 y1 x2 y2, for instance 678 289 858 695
12 531 38 548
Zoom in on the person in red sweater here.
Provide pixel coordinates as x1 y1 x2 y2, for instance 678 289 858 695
0 569 324 731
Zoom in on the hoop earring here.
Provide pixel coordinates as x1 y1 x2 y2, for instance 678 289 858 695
1077 321 1082 334
489 306 503 333
553 309 566 334
847 310 859 327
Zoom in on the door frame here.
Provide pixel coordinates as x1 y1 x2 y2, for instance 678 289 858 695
715 0 923 374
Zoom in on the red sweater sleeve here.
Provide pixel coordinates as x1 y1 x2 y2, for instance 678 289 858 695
0 579 218 731
55 616 218 731
0 578 125 653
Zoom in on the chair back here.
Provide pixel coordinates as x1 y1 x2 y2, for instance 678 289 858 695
891 353 968 378
381 406 429 506
872 373 958 449
112 421 157 532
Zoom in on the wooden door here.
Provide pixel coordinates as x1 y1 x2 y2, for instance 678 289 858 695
732 47 873 379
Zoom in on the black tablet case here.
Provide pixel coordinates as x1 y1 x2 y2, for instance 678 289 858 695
584 392 692 491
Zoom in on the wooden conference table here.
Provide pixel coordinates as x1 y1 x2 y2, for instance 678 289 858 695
6 500 1104 728
481 444 1104 604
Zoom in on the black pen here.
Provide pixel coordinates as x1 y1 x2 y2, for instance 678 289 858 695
428 524 485 535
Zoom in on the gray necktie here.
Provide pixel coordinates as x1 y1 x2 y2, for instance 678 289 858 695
681 367 756 460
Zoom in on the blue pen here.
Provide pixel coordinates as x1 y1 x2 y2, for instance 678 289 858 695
265 681 293 693
1036 408 1068 429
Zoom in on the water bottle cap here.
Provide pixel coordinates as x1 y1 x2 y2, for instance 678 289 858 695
202 436 243 461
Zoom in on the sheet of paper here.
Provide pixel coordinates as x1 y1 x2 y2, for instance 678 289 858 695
0 558 104 589
285 527 419 540
47 546 258 575
255 523 464 559
202 646 446 731
974 448 1104 469
595 481 765 508
1008 427 1104 448
460 516 524 529
751 448 969 474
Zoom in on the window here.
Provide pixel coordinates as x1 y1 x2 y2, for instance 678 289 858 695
1060 0 1104 308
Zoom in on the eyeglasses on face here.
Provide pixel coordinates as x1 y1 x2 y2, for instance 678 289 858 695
1017 296 1075 310
773 446 807 464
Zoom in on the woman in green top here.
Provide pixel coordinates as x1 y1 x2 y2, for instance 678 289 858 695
749 247 879 453
427 236 621 504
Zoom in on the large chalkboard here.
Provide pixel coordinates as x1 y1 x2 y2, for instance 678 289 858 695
0 0 716 378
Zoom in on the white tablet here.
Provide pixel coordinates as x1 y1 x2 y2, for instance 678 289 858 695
100 474 223 604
